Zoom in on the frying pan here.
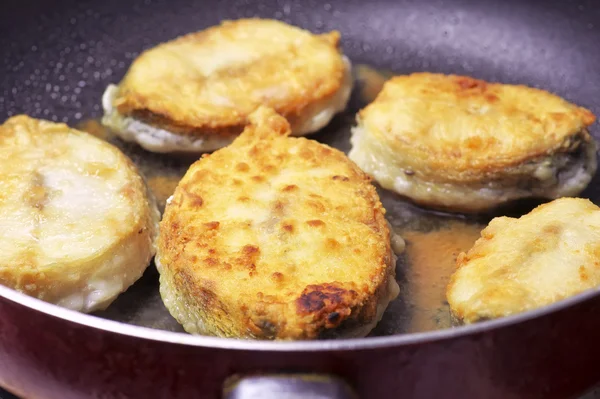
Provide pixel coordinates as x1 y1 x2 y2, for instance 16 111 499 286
1 0 600 398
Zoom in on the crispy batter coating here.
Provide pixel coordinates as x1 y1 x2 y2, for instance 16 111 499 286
447 198 600 323
157 107 398 340
358 73 595 179
108 18 351 141
349 73 597 212
0 116 160 312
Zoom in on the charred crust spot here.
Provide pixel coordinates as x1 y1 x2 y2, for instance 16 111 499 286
485 93 499 103
204 257 218 267
197 285 217 308
282 184 298 192
232 178 243 186
325 238 341 250
190 170 208 182
543 224 562 235
175 270 216 308
299 148 314 159
332 175 349 181
282 223 294 233
242 245 260 256
138 228 144 234
208 249 216 255
263 164 276 173
456 76 487 91
251 175 265 183
241 245 260 275
183 190 204 207
456 252 468 266
296 284 358 316
271 272 284 282
238 196 250 202
579 266 589 281
297 289 334 313
306 219 325 227
327 312 340 322
249 145 260 156
204 221 220 230
320 147 333 156
256 319 277 338
236 162 250 172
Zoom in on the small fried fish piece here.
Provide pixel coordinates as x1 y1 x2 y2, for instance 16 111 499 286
447 198 600 323
0 115 160 312
157 107 399 340
349 73 597 213
102 18 353 153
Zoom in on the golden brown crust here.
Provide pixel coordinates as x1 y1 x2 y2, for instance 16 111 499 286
113 19 348 138
157 107 396 339
359 73 596 183
0 115 159 312
447 198 600 323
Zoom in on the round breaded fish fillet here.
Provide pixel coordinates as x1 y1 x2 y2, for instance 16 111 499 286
157 107 399 340
0 115 160 313
102 18 353 153
349 73 597 213
447 198 600 324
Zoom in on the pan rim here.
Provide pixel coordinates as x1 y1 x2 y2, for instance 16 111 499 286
1 282 599 351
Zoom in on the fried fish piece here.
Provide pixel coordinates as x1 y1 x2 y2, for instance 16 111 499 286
0 115 160 312
157 107 399 340
447 198 600 323
348 73 597 213
102 18 353 153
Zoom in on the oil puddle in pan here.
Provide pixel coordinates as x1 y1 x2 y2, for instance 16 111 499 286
80 65 502 336
400 222 483 333
367 187 487 336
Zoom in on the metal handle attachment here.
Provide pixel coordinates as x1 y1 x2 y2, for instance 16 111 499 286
223 374 357 399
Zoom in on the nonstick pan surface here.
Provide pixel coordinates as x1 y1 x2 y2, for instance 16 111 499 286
1 0 600 397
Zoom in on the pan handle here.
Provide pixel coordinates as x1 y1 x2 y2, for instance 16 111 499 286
223 374 357 399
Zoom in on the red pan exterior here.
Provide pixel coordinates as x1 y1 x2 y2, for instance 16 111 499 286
1 291 600 399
